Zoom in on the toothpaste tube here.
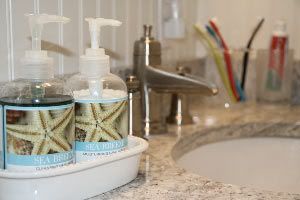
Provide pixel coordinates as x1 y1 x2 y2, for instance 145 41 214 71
266 20 288 91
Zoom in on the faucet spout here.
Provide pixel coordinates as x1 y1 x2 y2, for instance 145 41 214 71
144 65 218 95
133 24 219 136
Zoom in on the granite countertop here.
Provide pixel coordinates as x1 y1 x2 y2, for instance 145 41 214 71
94 103 300 200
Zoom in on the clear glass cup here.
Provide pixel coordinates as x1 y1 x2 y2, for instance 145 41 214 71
256 49 294 104
204 48 256 107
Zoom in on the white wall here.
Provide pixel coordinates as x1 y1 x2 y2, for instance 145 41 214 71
1 0 299 83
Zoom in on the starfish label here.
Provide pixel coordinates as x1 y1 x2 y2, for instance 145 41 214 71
4 104 75 172
75 97 128 162
0 105 3 169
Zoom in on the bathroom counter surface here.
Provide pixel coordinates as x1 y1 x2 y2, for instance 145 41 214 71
93 103 300 200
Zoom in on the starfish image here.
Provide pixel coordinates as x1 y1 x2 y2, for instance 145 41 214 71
76 101 127 142
6 107 74 155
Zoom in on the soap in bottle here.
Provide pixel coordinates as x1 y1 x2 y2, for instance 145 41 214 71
0 14 75 171
66 18 128 163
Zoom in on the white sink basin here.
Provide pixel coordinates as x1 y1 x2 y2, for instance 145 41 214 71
176 137 300 193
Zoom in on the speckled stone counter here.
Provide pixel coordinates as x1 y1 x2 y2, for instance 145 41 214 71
92 103 300 200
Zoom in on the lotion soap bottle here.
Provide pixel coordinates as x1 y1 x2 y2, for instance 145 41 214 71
0 14 75 171
66 18 128 163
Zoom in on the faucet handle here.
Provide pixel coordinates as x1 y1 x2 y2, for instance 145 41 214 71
143 24 152 37
176 66 191 76
126 75 140 92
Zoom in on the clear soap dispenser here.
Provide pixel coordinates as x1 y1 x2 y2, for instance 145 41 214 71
66 18 128 163
0 14 75 171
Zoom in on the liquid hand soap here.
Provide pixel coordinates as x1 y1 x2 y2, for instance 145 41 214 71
0 14 75 172
66 18 128 163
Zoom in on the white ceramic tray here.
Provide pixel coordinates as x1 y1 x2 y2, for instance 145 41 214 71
0 136 148 200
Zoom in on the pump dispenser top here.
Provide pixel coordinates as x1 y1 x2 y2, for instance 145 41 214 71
67 18 126 100
22 14 70 79
80 18 122 77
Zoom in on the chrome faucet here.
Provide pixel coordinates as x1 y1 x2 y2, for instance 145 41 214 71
133 25 218 137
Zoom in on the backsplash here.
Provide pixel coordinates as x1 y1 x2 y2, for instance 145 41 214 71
1 0 300 84
1 0 156 81
0 0 198 82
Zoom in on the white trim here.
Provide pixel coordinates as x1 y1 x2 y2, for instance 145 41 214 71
96 0 101 17
33 0 40 14
125 0 130 66
58 0 64 75
111 0 116 68
156 0 163 40
5 0 14 81
137 0 142 37
78 0 83 55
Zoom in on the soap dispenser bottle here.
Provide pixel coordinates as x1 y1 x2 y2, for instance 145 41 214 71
0 14 75 171
66 18 128 163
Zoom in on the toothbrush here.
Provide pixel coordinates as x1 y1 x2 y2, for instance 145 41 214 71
194 24 237 103
241 18 265 90
209 18 241 101
206 22 245 100
205 25 222 48
235 76 246 101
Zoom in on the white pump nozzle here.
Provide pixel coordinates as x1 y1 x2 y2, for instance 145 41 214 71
22 14 70 79
26 14 70 51
80 18 122 77
85 18 122 49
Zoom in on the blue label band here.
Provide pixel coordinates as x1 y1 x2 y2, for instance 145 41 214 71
0 151 3 169
4 103 74 111
0 105 3 169
76 138 128 152
7 151 73 166
76 96 128 104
